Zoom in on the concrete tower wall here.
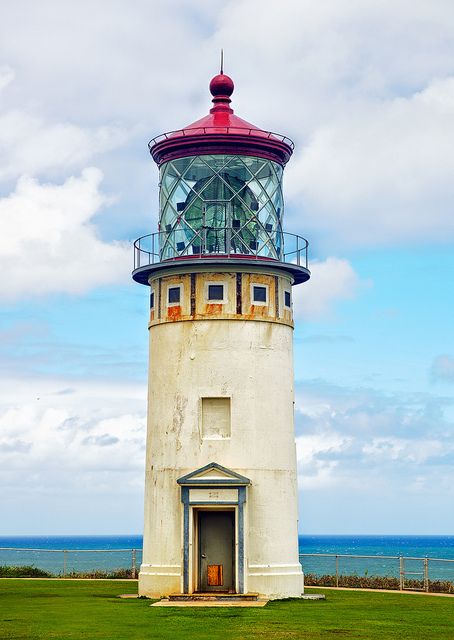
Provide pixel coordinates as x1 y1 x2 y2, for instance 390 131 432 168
139 269 303 598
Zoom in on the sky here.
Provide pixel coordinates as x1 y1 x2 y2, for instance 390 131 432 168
0 0 453 536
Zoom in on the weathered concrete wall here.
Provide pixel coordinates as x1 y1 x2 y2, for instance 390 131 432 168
148 269 294 327
139 269 303 599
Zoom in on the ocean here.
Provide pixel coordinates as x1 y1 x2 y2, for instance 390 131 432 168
0 535 453 581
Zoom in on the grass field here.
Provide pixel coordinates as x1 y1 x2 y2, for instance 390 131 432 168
0 580 453 639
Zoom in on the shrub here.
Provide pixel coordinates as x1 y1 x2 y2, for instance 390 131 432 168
63 568 134 579
0 565 52 578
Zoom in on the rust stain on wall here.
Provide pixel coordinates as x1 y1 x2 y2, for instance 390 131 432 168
205 303 223 315
167 305 182 321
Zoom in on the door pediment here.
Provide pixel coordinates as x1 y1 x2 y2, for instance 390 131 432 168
177 462 250 486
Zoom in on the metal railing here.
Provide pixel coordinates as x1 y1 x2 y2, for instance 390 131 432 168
149 128 295 150
0 547 142 578
133 230 308 271
299 553 454 593
1 547 453 592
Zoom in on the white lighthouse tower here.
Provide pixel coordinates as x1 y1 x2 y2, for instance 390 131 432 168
133 70 310 600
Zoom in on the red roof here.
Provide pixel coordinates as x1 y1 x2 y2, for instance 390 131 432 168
149 73 294 166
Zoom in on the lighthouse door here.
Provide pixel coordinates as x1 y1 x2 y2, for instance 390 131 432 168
198 511 235 592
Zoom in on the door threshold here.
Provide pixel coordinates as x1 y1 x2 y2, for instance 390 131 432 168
168 592 259 601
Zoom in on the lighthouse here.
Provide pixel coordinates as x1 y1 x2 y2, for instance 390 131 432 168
132 69 310 600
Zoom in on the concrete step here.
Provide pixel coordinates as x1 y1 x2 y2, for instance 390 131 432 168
168 592 259 602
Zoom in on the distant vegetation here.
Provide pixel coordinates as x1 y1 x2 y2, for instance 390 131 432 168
0 566 134 579
0 566 52 578
305 573 454 594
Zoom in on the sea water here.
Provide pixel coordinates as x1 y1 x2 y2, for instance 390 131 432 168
0 534 453 580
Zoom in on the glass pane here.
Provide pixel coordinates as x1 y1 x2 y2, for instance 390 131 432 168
168 287 180 304
208 284 224 301
158 155 284 260
253 286 267 303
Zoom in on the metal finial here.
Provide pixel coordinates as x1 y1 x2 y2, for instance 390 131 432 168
220 49 224 74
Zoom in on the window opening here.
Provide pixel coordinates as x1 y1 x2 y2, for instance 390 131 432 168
208 284 225 301
284 290 291 308
168 286 181 304
253 285 267 304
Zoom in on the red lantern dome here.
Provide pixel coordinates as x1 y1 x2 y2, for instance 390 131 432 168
149 73 294 166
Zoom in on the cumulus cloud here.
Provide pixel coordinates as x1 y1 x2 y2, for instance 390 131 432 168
286 77 454 248
0 65 15 92
431 355 454 383
209 1 454 250
292 257 365 320
362 437 443 464
294 379 454 495
0 374 147 532
0 168 130 299
0 1 453 252
296 432 352 488
0 110 128 181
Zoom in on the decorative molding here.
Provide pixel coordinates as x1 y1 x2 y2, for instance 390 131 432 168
177 462 251 486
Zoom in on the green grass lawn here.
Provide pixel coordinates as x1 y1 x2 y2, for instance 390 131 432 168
0 580 453 640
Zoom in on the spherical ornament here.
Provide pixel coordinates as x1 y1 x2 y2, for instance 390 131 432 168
209 73 234 97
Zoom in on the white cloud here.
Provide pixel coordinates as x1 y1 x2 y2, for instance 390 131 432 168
292 257 364 320
293 380 454 494
0 110 128 181
431 354 454 383
362 437 444 464
0 65 15 92
286 77 454 248
0 168 130 299
0 374 147 533
0 1 453 252
296 431 352 488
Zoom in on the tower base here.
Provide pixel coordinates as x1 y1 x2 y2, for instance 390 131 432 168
247 563 304 600
138 562 304 600
138 564 182 599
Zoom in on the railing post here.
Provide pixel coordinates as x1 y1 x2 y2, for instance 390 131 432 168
63 550 67 578
335 555 339 587
424 558 429 592
131 549 137 579
399 556 404 591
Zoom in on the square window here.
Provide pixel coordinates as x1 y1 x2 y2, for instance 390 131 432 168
208 284 224 301
168 286 181 304
253 285 267 304
284 290 291 308
150 290 155 310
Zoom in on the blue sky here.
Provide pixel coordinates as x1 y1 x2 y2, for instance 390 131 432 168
0 0 453 535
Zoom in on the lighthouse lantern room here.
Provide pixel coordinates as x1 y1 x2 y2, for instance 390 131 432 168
132 69 310 599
